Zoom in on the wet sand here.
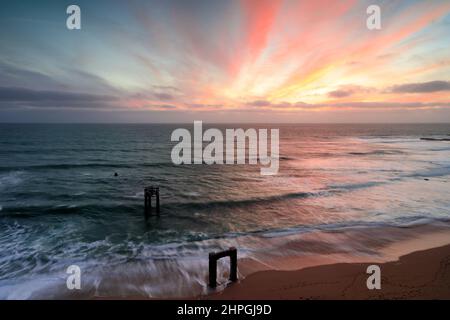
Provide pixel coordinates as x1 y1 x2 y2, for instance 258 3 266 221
206 243 450 300
92 225 450 300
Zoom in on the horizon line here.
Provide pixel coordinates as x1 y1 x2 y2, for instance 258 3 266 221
0 122 449 125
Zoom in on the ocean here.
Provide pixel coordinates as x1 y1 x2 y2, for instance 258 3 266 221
0 123 449 298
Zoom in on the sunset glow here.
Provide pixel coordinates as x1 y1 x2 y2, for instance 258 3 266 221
1 0 449 122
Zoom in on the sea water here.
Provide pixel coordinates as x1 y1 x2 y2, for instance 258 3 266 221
0 123 449 298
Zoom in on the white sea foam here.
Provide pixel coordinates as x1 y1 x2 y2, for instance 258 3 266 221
125 191 144 199
183 191 200 197
2 219 450 299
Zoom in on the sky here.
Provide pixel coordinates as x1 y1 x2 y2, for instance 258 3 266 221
0 0 450 123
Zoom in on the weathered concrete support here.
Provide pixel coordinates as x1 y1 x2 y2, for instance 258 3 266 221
208 247 238 288
156 188 160 215
144 186 160 219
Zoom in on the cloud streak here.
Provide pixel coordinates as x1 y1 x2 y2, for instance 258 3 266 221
0 87 117 109
242 100 450 111
1 0 450 122
390 81 450 93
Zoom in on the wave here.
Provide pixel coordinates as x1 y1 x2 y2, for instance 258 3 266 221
1 214 449 299
259 216 450 238
168 191 316 211
0 147 161 154
3 164 450 219
0 164 131 171
0 203 141 218
404 166 450 179
326 181 385 191
420 137 450 142
0 162 174 172
0 191 314 218
0 190 320 219
348 149 404 156
177 165 450 210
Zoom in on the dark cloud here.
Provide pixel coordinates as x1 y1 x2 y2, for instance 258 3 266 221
328 90 353 98
186 103 223 109
0 61 65 91
0 61 123 95
152 85 180 92
328 81 450 98
153 92 174 101
246 100 272 107
65 69 120 94
127 91 178 103
390 81 450 93
137 104 178 110
0 86 117 109
328 85 374 98
129 87 179 102
158 104 177 109
238 100 450 111
244 100 295 108
324 101 450 109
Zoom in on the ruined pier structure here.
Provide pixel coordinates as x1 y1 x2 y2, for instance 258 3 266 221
209 247 238 288
144 186 160 219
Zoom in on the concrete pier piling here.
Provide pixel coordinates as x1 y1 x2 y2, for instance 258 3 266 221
144 186 160 220
208 247 238 288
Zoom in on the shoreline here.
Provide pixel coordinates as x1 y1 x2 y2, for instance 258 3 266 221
88 223 450 300
204 239 450 300
238 224 450 275
40 222 450 299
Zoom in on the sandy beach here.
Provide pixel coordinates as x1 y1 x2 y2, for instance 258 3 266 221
206 242 450 300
